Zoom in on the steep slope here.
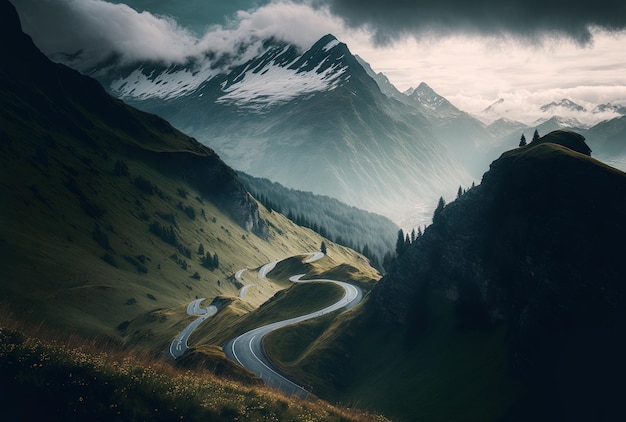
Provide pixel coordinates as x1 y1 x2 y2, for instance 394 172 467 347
85 34 471 225
0 4 378 419
358 58 495 178
237 171 398 269
485 117 527 139
585 115 626 169
0 0 376 345
268 131 626 421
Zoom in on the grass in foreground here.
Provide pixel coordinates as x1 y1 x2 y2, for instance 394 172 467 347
0 309 387 422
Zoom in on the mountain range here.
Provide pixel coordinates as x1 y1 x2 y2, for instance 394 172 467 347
89 34 487 227
0 4 388 420
85 35 626 227
3 0 626 420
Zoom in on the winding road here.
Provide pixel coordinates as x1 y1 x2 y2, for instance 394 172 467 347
169 251 362 398
223 273 362 398
169 298 217 359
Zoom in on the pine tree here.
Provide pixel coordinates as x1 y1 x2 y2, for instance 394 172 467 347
213 253 219 269
519 133 527 147
433 196 446 224
396 229 406 256
320 241 327 254
417 226 423 238
197 243 204 255
457 185 463 198
411 228 417 243
532 129 540 142
362 244 371 259
383 251 394 269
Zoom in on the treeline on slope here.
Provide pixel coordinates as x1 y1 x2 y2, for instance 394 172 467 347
238 172 397 270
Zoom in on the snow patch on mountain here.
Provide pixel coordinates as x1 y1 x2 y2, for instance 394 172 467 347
540 98 587 113
216 55 347 110
109 63 218 100
322 39 340 52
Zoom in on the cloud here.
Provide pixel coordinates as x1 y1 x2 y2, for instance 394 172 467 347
13 0 201 68
446 85 626 126
322 0 626 45
12 0 346 71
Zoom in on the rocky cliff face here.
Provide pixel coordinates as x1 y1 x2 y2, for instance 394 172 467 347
371 130 626 419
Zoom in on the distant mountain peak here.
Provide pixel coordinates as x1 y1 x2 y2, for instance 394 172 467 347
414 81 435 94
592 102 626 115
482 98 505 114
540 98 586 113
405 82 460 115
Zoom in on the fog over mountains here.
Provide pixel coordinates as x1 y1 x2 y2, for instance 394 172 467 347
51 31 624 228
89 34 479 228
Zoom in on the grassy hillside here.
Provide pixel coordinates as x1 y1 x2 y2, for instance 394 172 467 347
0 3 384 419
0 0 378 345
238 171 398 269
0 309 387 421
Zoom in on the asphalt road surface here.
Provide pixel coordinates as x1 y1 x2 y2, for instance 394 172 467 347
223 273 362 398
169 298 217 359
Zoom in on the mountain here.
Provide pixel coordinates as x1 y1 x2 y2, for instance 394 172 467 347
480 98 507 122
480 97 626 129
399 82 496 176
237 171 399 269
0 0 379 343
355 59 495 179
264 130 626 421
1 3 386 418
486 117 527 139
585 115 626 168
0 0 268 334
87 34 474 226
534 115 586 133
490 116 587 160
488 114 626 172
592 102 626 115
405 82 461 117
540 98 587 113
355 55 408 103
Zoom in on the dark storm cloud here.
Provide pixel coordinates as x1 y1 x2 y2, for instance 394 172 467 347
322 0 626 44
10 0 344 71
12 0 198 68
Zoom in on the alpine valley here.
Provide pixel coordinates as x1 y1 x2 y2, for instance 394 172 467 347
3 0 626 421
88 33 626 227
91 33 483 228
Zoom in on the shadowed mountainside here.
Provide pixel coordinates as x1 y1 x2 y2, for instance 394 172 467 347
268 130 626 421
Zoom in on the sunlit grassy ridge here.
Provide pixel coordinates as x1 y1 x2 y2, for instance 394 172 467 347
0 310 387 421
180 254 378 364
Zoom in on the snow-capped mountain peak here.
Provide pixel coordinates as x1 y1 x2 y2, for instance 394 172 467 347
408 82 448 110
107 34 351 110
539 98 587 113
217 35 350 109
108 59 219 101
592 102 626 115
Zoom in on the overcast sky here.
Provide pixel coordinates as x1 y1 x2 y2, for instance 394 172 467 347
12 0 626 122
